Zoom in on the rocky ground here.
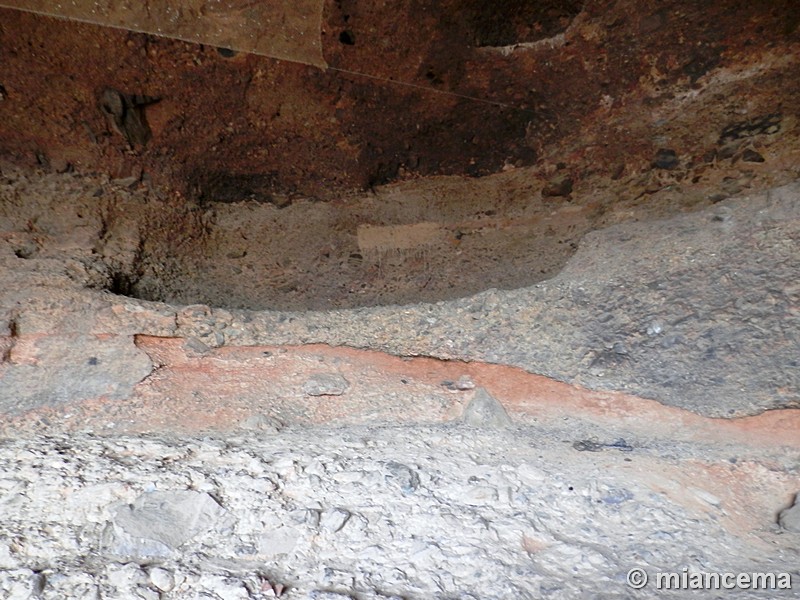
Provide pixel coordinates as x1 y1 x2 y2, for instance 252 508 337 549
0 424 798 600
1 165 799 598
1 1 799 596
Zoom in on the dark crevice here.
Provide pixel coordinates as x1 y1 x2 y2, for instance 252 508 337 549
108 270 139 296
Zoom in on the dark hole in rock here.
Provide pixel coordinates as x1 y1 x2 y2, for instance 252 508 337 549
339 30 356 45
108 271 138 297
216 47 237 58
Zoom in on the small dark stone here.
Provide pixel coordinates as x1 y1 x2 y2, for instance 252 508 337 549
542 173 573 197
741 149 765 163
612 341 629 355
216 47 237 58
35 151 50 169
385 461 420 493
573 440 604 452
573 438 633 452
719 113 782 143
653 149 679 170
87 356 99 366
608 438 634 452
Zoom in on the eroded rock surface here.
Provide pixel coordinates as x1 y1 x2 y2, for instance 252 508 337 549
0 426 797 599
2 168 796 417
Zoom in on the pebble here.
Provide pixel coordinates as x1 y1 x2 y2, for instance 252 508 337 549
778 493 800 532
440 375 475 391
460 388 513 428
303 373 350 396
148 567 176 592
456 375 476 390
741 148 765 163
542 172 574 197
385 461 421 493
653 148 680 169
646 320 663 335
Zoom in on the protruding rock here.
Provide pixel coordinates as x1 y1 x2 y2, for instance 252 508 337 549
303 373 350 396
461 387 513 428
542 173 574 197
104 490 226 558
778 494 800 532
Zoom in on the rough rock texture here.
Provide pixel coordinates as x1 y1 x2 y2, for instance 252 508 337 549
1 3 800 597
2 165 797 417
3 0 799 311
0 1 798 200
0 426 798 599
1 172 799 600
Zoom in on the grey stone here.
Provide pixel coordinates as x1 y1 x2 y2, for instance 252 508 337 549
108 490 226 555
0 334 152 413
303 373 350 396
101 522 173 559
320 508 351 533
184 336 211 355
257 527 300 556
461 388 513 428
385 461 420 493
147 567 175 592
778 494 800 532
